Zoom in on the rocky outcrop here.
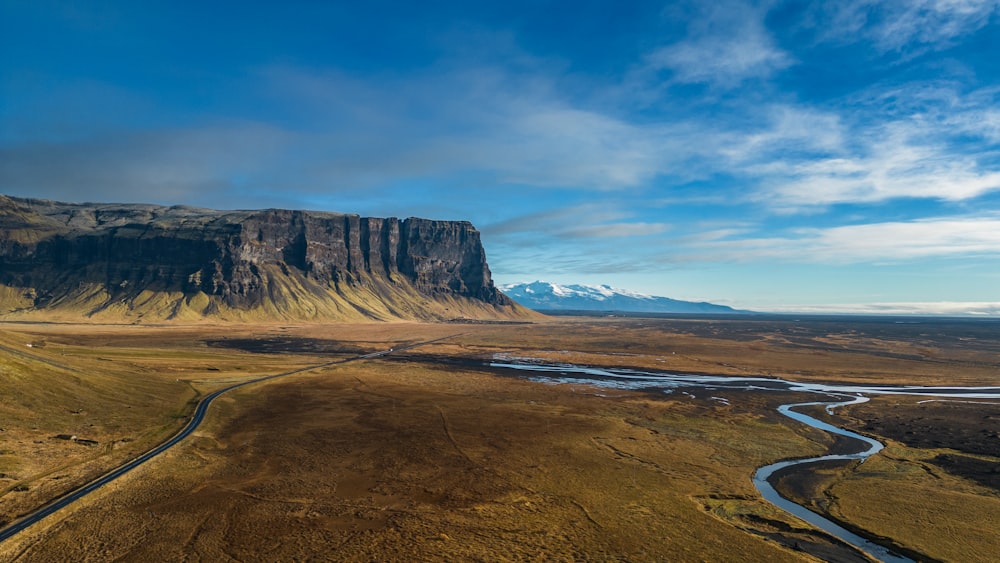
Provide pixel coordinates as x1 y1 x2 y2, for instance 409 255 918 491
0 195 526 322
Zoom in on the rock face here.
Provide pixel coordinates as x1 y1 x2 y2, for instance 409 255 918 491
0 195 524 322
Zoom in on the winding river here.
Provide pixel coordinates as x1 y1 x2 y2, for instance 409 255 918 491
490 360 1000 563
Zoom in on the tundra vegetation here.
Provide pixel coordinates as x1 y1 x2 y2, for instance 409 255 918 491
1 316 997 561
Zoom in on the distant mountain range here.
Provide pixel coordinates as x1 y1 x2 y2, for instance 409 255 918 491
500 281 748 314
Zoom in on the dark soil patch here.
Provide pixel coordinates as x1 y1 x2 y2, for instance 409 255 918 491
205 336 367 356
843 400 1000 458
771 459 855 509
747 523 872 563
928 453 1000 490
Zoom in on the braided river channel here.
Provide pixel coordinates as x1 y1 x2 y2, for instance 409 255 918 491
490 360 1000 563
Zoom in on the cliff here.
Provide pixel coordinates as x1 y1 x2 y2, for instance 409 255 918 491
0 195 531 322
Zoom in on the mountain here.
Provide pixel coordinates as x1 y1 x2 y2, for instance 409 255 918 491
500 281 746 314
0 195 535 322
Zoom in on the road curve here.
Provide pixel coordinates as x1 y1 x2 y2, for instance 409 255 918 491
0 334 462 544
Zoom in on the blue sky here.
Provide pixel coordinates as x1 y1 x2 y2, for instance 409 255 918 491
2 1 999 314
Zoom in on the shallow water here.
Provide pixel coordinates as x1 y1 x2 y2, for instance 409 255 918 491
753 396 910 563
489 361 1000 399
491 360 1000 562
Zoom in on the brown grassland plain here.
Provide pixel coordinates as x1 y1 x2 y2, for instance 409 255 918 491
0 316 998 561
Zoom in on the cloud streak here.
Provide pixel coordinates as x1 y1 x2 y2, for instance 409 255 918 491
646 1 792 88
740 87 1000 208
0 124 293 204
483 204 669 240
2 0 999 312
690 215 1000 263
818 0 1000 54
259 64 691 190
2 63 713 204
762 301 1000 316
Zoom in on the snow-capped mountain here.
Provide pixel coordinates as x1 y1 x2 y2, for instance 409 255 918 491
499 281 747 314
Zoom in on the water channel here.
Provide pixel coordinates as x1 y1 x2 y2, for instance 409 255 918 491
490 360 1000 563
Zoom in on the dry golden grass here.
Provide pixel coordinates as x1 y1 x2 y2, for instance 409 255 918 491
2 359 820 562
422 317 1000 386
0 324 329 526
0 274 540 323
1 316 997 561
827 444 1000 562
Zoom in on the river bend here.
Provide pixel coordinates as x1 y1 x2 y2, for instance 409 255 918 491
491 360 1000 563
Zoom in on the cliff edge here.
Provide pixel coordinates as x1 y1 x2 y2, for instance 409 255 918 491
0 195 533 322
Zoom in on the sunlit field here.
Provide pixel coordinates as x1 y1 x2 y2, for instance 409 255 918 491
2 316 998 561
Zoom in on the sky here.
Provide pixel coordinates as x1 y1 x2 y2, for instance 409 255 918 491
2 1 999 314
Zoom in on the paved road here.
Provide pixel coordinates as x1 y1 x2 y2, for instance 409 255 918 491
0 334 461 543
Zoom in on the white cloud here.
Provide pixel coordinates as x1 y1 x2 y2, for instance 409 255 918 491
747 89 1000 208
647 33 791 87
483 205 627 236
805 217 1000 260
562 222 669 238
723 105 846 162
5 11 996 221
439 106 673 189
935 87 1000 142
645 2 792 87
256 65 705 191
694 215 1000 263
0 124 293 204
820 0 1000 53
3 63 711 203
871 0 1000 51
268 57 998 213
762 146 1000 207
483 204 669 240
762 301 1000 316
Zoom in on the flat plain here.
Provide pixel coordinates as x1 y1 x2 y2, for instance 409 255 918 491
1 315 998 561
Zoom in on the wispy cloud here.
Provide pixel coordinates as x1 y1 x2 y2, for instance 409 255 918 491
262 64 687 191
483 204 669 240
2 0 998 311
802 216 1000 260
1 63 715 203
741 85 1000 208
691 215 1000 263
763 301 1000 316
314 61 728 190
0 124 292 204
6 61 997 222
723 105 846 162
860 0 1000 51
824 0 1000 53
758 138 1000 208
562 222 669 238
482 203 673 279
645 2 792 88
